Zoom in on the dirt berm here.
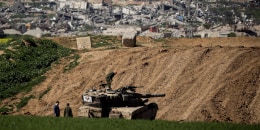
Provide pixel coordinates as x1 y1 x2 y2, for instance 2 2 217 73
2 37 260 124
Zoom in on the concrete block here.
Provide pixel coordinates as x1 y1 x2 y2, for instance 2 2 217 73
76 37 92 49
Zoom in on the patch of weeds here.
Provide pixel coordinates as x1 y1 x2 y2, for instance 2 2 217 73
102 36 112 40
161 42 170 48
82 49 90 52
87 55 94 58
154 38 166 43
64 54 80 72
91 35 121 48
107 46 119 49
53 60 60 64
38 87 51 99
110 39 118 44
92 42 111 48
16 95 35 109
25 76 46 92
0 105 14 113
136 42 146 45
228 32 236 37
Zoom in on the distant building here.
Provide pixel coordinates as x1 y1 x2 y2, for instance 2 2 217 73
149 26 159 33
23 27 43 38
103 0 112 6
205 0 248 2
28 10 45 16
204 0 217 2
88 0 104 5
3 29 22 35
57 0 88 10
10 0 25 13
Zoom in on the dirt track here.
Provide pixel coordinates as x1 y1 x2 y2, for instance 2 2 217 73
1 37 260 124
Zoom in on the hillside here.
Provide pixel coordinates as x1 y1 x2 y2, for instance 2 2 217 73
1 37 260 124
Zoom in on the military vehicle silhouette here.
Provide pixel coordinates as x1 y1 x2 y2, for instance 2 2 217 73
78 85 165 120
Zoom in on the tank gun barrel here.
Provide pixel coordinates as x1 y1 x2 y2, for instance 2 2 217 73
116 86 144 93
139 94 166 98
126 86 144 89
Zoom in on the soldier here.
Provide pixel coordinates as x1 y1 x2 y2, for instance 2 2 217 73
54 101 60 117
106 71 117 89
64 103 73 117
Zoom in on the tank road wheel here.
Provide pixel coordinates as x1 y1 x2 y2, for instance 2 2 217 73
88 111 95 118
148 103 158 120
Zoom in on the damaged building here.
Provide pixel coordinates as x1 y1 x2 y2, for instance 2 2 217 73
0 0 258 38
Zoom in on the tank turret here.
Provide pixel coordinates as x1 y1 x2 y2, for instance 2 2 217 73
78 85 165 120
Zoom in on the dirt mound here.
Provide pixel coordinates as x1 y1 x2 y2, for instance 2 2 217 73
1 37 260 124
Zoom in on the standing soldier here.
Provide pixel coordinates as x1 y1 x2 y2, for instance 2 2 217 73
64 103 73 117
106 71 117 89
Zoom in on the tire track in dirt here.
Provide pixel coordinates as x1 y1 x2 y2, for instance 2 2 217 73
152 48 202 120
190 48 260 123
155 47 253 121
179 47 246 121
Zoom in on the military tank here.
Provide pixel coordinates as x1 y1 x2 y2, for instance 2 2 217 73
78 85 165 120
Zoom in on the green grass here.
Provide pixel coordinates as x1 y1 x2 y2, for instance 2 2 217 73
90 35 121 48
63 54 80 72
0 116 259 130
16 95 34 109
0 38 11 43
0 36 73 100
38 87 51 99
92 41 111 48
0 105 14 113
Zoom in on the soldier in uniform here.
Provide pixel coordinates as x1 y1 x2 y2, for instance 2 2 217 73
64 103 73 117
106 71 117 89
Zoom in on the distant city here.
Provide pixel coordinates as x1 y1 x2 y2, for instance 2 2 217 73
0 0 259 38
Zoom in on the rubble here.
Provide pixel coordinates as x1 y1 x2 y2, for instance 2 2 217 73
23 27 43 38
0 0 258 39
